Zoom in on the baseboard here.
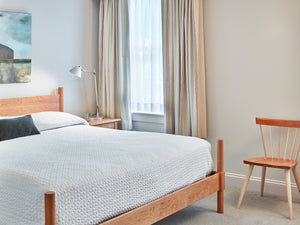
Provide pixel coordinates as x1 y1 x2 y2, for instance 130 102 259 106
225 171 300 198
226 172 298 189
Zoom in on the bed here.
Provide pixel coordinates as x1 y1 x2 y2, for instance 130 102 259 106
0 87 225 225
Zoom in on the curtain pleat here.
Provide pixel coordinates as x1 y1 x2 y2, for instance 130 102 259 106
98 0 132 130
162 0 207 137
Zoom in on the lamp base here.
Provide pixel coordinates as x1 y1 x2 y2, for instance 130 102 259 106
88 115 104 120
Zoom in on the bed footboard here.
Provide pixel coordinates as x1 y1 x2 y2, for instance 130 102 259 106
44 139 224 225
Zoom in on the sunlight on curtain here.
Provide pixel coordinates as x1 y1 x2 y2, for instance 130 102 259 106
162 0 207 137
128 0 164 114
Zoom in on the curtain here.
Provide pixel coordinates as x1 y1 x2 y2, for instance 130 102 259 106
162 0 207 137
128 0 164 114
98 0 132 130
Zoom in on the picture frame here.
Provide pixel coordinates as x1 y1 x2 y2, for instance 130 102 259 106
0 11 32 83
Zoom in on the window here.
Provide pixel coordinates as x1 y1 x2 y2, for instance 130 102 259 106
128 0 164 114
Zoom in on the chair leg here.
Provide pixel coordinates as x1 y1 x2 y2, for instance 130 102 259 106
285 169 293 220
292 167 300 193
237 165 254 209
261 166 266 197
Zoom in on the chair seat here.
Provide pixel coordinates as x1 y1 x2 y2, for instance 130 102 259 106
244 157 298 169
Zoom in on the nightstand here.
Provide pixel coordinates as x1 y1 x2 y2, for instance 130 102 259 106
86 118 121 129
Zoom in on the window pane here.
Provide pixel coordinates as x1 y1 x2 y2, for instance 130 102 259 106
129 0 164 114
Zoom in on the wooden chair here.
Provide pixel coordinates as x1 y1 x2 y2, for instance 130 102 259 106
237 118 300 220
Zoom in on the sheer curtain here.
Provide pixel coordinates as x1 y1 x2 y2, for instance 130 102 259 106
128 0 164 114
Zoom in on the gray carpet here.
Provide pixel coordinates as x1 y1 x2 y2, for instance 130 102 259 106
154 186 300 225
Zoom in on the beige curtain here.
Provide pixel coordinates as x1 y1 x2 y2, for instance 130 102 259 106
162 0 207 137
98 0 132 130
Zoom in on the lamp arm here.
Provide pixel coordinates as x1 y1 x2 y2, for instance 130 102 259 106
82 68 96 75
82 68 99 117
93 74 100 118
73 67 100 118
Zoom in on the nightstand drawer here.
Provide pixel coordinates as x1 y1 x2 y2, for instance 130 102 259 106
95 123 115 129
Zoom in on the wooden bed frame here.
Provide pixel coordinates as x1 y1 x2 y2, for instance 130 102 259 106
0 87 225 225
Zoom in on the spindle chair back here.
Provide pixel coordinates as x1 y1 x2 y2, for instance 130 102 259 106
237 118 300 220
257 118 300 162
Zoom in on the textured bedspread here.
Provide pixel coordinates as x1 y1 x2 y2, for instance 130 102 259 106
0 125 212 225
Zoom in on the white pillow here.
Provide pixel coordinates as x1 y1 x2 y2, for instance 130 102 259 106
31 111 88 131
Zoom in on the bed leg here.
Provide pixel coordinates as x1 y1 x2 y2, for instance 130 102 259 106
58 87 63 112
217 139 225 214
45 191 56 225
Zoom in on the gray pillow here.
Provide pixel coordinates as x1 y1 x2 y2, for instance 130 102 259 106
0 115 40 141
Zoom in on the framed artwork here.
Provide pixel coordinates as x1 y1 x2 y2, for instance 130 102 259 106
0 11 32 83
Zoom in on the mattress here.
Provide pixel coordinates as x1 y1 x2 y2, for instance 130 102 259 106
0 125 212 225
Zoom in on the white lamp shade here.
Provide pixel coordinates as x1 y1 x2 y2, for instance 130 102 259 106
69 66 82 78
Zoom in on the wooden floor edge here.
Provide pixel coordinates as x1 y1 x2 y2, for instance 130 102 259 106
99 172 222 225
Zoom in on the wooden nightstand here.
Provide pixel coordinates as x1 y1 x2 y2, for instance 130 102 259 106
86 118 121 129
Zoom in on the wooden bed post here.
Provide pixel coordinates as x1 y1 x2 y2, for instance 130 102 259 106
217 139 225 213
45 191 56 225
58 87 63 112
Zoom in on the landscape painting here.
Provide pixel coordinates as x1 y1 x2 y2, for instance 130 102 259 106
0 11 31 83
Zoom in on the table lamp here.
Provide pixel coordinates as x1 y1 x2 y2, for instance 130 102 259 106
69 66 103 119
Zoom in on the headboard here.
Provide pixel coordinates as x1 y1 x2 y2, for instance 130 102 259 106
0 87 63 117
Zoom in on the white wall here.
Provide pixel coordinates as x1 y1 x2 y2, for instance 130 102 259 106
204 0 300 193
0 0 99 116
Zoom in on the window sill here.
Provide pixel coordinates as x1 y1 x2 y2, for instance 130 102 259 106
131 112 165 133
132 112 164 124
131 111 164 116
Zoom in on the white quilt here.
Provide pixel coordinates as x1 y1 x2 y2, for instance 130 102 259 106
0 125 212 225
